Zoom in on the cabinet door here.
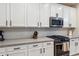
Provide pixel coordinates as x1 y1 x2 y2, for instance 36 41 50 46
70 39 76 55
56 4 63 17
28 48 42 56
51 4 63 17
10 3 26 27
39 3 50 27
75 38 79 54
43 42 54 56
69 7 76 27
63 6 70 27
27 3 40 27
0 3 7 27
28 43 42 56
78 38 79 54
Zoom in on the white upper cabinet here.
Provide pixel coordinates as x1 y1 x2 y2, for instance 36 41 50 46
39 3 50 27
51 4 63 17
27 3 40 27
63 5 76 28
10 3 26 27
0 3 76 28
69 7 76 27
0 3 7 27
63 6 70 27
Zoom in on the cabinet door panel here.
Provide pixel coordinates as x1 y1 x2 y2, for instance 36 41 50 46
75 39 79 54
43 47 53 56
0 3 7 27
43 42 54 56
70 39 76 55
51 4 57 17
10 3 26 27
56 4 63 17
63 6 70 27
51 4 63 17
28 43 42 56
28 48 42 56
70 7 76 27
27 3 40 27
40 3 50 27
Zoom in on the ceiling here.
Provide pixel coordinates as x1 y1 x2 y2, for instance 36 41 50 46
61 3 78 7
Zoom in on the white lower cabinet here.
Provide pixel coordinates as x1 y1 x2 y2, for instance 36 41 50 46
28 42 54 56
0 41 54 56
70 38 79 56
70 39 76 55
28 43 42 56
28 47 42 56
43 42 54 56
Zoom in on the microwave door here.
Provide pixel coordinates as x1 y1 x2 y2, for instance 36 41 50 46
49 17 63 27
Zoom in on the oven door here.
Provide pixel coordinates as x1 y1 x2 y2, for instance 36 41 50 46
54 42 69 56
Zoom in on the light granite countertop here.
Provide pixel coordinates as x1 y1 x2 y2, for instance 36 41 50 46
69 36 79 39
0 37 54 47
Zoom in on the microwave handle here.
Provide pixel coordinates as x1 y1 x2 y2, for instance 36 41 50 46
56 13 58 17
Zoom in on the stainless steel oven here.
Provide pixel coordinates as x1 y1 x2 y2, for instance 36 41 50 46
54 42 69 56
47 35 70 56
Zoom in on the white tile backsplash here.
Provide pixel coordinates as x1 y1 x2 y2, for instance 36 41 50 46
2 28 67 40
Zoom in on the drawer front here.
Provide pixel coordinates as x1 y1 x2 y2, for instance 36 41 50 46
6 45 27 52
6 49 27 56
43 42 53 47
0 53 6 56
28 43 42 49
0 48 5 53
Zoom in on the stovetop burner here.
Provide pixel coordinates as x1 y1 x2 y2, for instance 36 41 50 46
46 35 70 43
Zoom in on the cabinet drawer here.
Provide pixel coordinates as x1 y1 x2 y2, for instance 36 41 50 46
43 42 53 47
0 48 5 53
28 43 42 49
6 45 27 52
0 52 6 56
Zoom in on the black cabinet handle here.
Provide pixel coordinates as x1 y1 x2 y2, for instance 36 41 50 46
14 47 20 50
33 45 38 47
40 48 42 54
6 20 8 26
10 20 12 26
43 48 45 53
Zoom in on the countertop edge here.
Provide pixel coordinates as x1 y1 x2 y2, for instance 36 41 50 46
0 37 54 48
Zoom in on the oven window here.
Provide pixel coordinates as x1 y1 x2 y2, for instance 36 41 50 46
56 45 63 56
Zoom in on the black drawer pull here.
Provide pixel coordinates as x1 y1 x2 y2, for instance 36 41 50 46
47 43 51 45
14 47 20 50
33 45 38 47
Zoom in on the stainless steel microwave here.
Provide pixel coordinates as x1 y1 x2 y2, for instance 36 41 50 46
49 17 63 28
